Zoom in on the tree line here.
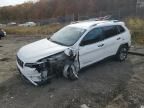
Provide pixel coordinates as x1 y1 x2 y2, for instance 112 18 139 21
0 0 137 23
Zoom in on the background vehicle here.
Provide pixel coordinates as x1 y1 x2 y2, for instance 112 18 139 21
7 22 17 26
18 22 36 27
0 28 6 40
16 20 131 86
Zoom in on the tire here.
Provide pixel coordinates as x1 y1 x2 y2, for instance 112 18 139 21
115 45 128 61
63 64 79 80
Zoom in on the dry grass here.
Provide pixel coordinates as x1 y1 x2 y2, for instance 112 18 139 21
126 18 144 45
5 23 64 35
4 19 144 44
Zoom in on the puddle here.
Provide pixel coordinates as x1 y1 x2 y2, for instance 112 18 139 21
0 57 11 61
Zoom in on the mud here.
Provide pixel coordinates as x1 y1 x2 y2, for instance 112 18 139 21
0 35 144 108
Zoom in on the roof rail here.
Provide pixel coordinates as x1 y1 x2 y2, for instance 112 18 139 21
110 20 120 22
70 15 113 24
90 24 98 28
70 19 91 24
88 15 112 21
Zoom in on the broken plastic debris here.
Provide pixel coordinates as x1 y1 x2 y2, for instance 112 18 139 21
50 94 54 98
10 97 14 99
80 104 89 108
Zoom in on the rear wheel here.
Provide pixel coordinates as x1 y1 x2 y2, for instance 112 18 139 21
115 45 128 61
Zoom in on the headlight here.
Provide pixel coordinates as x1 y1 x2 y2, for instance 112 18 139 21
25 63 38 68
25 62 48 73
25 52 68 74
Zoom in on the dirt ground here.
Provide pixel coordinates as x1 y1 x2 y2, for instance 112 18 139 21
0 35 144 108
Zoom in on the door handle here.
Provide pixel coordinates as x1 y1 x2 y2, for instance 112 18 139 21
98 44 104 47
117 37 121 40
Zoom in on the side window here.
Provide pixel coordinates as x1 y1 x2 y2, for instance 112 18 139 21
117 25 125 33
102 26 119 39
80 28 103 46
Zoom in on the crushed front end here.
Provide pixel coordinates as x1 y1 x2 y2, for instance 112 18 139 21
16 52 72 86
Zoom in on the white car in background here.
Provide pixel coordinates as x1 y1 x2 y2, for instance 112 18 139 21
7 22 17 26
16 20 131 86
19 22 36 27
0 24 6 28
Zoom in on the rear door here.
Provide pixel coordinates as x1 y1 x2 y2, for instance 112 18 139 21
101 25 122 57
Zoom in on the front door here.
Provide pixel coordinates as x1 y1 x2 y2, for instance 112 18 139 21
79 28 105 68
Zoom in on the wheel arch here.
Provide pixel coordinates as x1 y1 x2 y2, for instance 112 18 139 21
116 43 129 54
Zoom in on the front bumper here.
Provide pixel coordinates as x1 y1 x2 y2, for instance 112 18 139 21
17 61 41 86
16 52 73 86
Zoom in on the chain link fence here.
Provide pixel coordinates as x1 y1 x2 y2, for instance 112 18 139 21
32 7 144 25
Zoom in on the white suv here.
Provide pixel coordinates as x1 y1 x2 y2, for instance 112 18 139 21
16 20 131 86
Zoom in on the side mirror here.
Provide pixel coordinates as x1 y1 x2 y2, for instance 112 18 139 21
64 48 76 57
80 40 89 46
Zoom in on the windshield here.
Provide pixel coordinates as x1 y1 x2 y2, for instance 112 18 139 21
49 26 86 46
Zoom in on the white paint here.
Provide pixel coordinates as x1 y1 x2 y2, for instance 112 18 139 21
17 38 68 63
17 20 131 85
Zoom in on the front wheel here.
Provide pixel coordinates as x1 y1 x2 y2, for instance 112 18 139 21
63 64 79 80
115 45 128 61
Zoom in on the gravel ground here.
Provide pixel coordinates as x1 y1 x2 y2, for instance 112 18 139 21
0 35 144 108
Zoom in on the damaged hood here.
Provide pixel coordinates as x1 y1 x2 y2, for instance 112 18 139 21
17 38 68 63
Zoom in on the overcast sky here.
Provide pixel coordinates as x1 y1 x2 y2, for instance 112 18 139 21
0 0 38 7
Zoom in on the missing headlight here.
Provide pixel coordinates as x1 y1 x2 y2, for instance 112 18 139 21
25 63 38 68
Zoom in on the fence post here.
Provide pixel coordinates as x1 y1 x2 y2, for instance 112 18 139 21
118 9 121 19
78 13 79 21
73 13 74 22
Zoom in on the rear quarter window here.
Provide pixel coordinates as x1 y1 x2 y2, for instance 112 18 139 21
117 25 125 33
102 25 119 39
